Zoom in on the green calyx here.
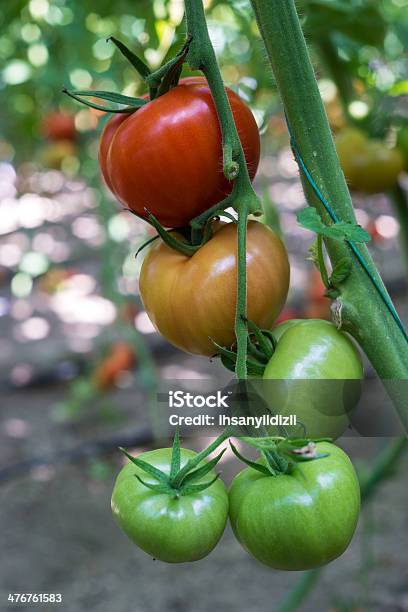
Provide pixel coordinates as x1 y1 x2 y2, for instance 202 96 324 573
230 437 331 476
215 318 277 376
138 199 236 257
63 35 192 115
119 429 229 499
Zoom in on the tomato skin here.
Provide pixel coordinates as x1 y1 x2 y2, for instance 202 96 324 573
139 221 290 356
263 320 363 438
336 128 404 194
99 114 130 192
111 448 229 563
42 111 76 142
229 442 360 570
104 77 260 227
266 319 363 379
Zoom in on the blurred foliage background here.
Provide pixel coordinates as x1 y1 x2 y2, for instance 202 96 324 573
0 2 407 610
1 0 407 158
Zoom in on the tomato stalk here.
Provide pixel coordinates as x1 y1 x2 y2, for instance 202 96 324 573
184 0 261 379
250 0 408 426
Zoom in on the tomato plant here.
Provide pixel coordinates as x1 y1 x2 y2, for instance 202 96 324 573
262 319 363 438
102 77 260 227
229 441 360 570
335 128 404 194
111 437 229 563
139 220 290 356
42 111 76 142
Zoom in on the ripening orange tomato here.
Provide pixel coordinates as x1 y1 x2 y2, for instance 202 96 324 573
139 221 290 356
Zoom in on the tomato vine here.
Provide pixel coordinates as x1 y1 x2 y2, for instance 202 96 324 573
183 0 262 379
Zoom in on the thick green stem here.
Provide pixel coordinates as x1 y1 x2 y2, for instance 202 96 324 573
277 437 407 612
185 0 240 180
184 0 261 378
250 0 408 426
390 183 408 278
235 208 249 377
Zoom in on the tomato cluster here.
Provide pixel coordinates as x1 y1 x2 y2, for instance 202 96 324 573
98 76 289 356
111 439 360 568
335 128 404 194
95 69 362 572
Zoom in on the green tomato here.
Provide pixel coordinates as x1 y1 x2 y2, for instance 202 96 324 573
111 448 229 563
335 128 404 193
263 319 364 438
229 442 360 570
272 318 303 342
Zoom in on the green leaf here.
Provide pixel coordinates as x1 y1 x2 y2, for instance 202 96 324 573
170 428 181 481
145 211 199 256
134 475 173 494
246 318 275 361
213 339 266 376
211 339 237 361
220 353 237 373
135 235 160 259
246 361 266 377
108 36 151 79
156 36 191 97
326 287 340 299
263 449 290 474
171 431 229 488
180 449 226 486
180 475 220 496
229 441 272 476
64 88 148 108
297 207 371 243
240 436 284 450
119 448 168 483
329 257 353 286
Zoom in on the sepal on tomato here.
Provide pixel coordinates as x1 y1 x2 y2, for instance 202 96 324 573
119 429 229 497
230 436 332 476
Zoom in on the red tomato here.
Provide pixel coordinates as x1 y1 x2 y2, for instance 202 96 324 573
42 111 76 142
99 113 129 192
102 77 260 227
